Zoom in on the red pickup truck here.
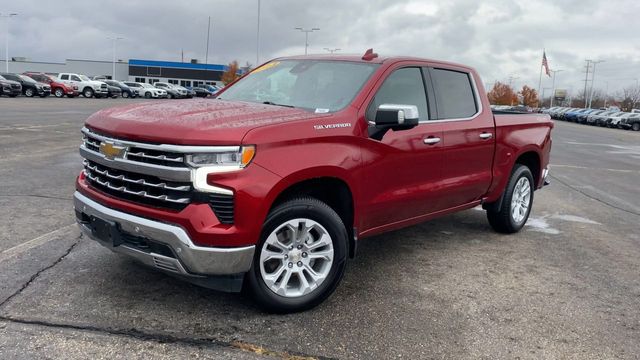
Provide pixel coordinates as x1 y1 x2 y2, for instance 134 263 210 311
74 52 552 312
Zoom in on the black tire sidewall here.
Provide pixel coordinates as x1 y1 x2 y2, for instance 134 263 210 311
248 198 348 313
503 165 534 231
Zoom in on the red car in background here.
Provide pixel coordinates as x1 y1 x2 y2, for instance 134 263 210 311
23 72 79 98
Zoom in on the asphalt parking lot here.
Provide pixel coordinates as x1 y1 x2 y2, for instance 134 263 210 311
0 97 638 359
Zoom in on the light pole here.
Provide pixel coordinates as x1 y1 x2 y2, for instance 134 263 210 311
294 27 320 55
255 0 260 66
541 87 552 108
588 60 605 108
549 69 563 108
205 16 211 64
107 36 124 80
1 12 18 73
323 47 340 54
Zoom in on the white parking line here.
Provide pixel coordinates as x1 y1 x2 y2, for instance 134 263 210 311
550 164 638 173
0 223 78 261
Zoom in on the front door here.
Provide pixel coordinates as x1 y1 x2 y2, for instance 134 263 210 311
360 66 445 231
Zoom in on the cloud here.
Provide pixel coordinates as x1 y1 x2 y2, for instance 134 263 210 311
2 0 639 94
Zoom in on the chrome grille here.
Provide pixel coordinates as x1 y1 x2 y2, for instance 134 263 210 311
79 128 236 222
84 160 192 209
82 130 188 168
127 147 185 167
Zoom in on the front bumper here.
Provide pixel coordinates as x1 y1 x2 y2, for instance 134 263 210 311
74 191 255 278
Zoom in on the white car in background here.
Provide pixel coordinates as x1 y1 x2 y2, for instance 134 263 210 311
136 83 168 99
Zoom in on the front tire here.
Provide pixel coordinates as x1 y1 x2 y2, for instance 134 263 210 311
144 92 151 99
632 123 640 131
122 91 130 98
486 164 534 234
25 88 35 97
247 197 348 313
54 88 64 98
83 88 94 98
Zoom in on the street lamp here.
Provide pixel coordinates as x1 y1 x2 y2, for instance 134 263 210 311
294 27 320 55
256 0 260 66
588 60 605 108
1 12 18 73
107 36 124 80
549 69 563 108
323 48 341 54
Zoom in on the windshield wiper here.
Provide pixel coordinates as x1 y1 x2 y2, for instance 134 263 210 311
262 101 294 108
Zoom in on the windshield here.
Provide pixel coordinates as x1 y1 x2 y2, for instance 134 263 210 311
218 60 379 112
19 75 37 83
80 75 91 81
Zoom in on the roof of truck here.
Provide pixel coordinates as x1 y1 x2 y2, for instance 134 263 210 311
274 53 473 70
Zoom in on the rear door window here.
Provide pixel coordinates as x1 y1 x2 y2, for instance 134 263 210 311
430 68 478 119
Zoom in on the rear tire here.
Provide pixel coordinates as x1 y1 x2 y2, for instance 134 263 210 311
486 164 534 234
247 197 348 313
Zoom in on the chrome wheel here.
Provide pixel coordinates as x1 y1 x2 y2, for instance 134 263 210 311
510 177 531 223
259 218 334 298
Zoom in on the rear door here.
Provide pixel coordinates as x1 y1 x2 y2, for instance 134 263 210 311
427 66 495 208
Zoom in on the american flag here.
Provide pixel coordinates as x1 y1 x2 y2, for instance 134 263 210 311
542 51 551 77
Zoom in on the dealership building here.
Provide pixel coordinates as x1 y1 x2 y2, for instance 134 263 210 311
0 58 227 87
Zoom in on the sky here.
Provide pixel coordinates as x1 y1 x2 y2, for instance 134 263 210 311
1 0 639 97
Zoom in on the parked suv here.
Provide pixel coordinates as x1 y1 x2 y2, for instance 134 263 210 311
619 113 640 131
0 75 22 97
154 82 187 99
74 54 552 312
136 83 168 98
57 73 108 98
24 72 79 98
0 73 51 97
103 80 136 98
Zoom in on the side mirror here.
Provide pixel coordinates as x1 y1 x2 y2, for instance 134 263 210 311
370 104 419 140
375 104 420 128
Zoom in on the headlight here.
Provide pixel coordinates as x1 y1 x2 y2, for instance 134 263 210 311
187 146 255 169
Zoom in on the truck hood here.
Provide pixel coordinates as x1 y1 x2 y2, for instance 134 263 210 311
85 99 325 145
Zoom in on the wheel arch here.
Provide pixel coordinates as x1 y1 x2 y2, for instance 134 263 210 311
264 170 357 258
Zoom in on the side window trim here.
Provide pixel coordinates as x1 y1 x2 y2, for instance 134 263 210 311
365 65 431 123
422 66 483 123
422 67 438 120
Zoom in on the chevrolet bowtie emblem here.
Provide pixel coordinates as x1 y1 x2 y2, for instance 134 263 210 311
99 141 126 160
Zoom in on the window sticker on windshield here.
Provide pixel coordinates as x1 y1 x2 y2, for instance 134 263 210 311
252 61 280 74
315 108 330 113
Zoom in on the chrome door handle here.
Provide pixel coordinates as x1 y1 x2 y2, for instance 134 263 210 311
423 137 441 145
479 132 493 139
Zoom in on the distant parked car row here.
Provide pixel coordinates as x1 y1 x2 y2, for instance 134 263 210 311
542 106 640 131
0 71 223 99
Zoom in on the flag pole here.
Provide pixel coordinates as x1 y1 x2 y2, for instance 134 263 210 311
537 49 544 107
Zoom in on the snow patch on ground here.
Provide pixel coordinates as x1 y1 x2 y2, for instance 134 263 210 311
526 216 561 235
550 214 600 225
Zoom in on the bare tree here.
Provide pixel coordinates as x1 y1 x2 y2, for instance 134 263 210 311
616 86 640 111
